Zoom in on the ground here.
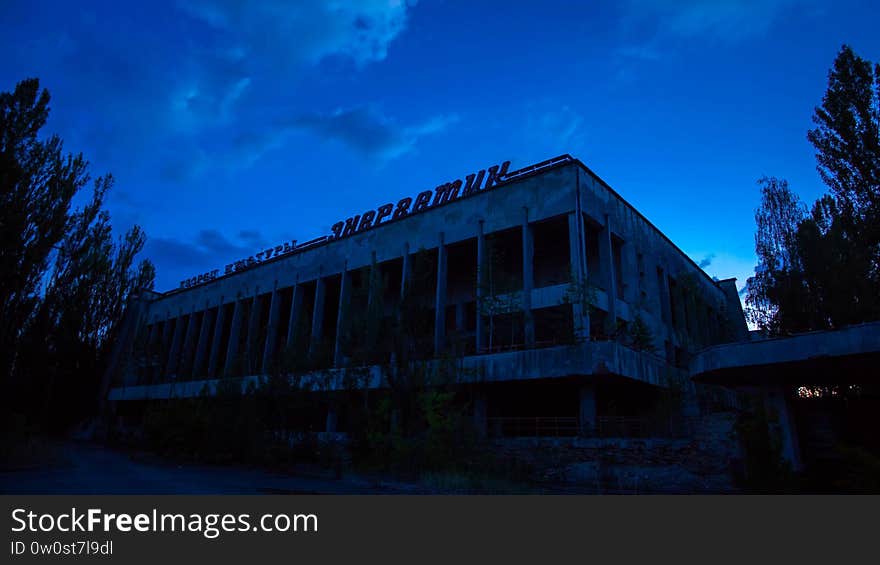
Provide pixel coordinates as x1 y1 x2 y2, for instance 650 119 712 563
1 434 740 494
0 441 432 495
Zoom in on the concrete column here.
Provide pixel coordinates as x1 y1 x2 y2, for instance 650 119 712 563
434 232 448 356
286 283 303 349
179 309 199 378
309 276 326 359
367 251 378 312
325 406 338 433
246 292 262 374
578 384 597 436
473 391 488 439
223 299 244 376
146 322 160 384
568 213 590 341
455 302 466 333
147 322 159 355
522 208 535 347
165 314 185 378
159 317 173 368
621 240 639 307
600 213 617 332
681 379 701 421
334 267 351 367
192 306 214 379
763 385 803 472
392 246 409 368
476 221 486 352
657 265 673 327
207 301 227 378
400 242 410 302
685 289 699 341
262 286 282 373
671 280 687 335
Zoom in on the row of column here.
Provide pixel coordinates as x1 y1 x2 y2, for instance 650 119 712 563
154 208 644 381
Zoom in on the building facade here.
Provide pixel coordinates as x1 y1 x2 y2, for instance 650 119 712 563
103 154 750 438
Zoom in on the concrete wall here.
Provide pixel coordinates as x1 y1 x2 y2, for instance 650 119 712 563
108 339 682 401
690 321 880 382
106 155 745 398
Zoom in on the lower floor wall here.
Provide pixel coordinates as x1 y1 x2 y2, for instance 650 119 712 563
104 375 750 492
493 412 741 493
101 378 880 492
110 375 717 439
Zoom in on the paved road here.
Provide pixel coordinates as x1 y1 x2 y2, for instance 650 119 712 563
0 442 422 494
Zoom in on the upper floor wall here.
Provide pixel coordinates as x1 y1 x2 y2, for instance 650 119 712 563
142 159 580 321
139 155 747 345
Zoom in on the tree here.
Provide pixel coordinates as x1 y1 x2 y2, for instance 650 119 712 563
745 46 880 333
0 78 88 383
806 44 880 324
1 78 155 432
627 313 656 353
744 177 810 333
807 45 880 243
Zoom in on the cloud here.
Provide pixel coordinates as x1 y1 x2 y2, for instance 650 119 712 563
0 1 417 182
237 229 268 249
686 250 757 299
288 106 458 161
160 147 210 182
223 105 456 167
623 0 800 40
179 0 411 68
144 228 268 289
612 1 808 83
525 104 585 154
698 253 715 269
164 0 416 135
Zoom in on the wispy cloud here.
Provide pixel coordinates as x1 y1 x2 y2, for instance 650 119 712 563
225 105 458 166
179 0 411 68
2 0 418 181
623 0 802 41
289 106 458 161
524 103 586 154
612 0 807 79
687 251 757 297
144 228 271 288
698 253 716 269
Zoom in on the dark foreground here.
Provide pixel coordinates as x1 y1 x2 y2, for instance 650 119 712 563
0 441 435 495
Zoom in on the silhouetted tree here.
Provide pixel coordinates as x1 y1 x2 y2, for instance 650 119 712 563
804 44 880 325
744 177 811 332
0 79 88 383
1 78 155 433
807 45 880 246
745 46 880 333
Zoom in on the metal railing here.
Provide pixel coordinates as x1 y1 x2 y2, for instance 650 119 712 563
595 416 694 439
500 154 573 184
488 416 695 439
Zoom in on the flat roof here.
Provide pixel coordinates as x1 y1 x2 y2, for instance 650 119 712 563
156 153 730 297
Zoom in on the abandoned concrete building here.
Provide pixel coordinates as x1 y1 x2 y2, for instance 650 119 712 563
103 153 880 476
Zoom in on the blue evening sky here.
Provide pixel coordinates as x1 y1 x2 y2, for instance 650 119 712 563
2 1 878 293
